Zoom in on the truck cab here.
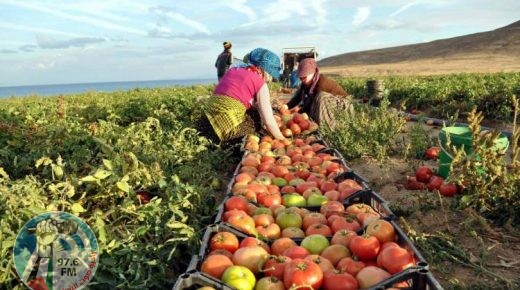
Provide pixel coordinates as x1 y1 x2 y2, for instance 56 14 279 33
281 47 318 88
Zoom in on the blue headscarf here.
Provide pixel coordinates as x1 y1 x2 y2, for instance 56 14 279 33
246 48 281 79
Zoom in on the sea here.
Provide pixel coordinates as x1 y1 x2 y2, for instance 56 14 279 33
0 78 217 99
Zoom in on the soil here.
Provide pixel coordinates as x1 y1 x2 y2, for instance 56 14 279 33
348 120 520 289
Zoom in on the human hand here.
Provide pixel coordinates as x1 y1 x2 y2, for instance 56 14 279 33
36 218 59 258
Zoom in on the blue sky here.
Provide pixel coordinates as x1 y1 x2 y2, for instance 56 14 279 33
1 0 518 87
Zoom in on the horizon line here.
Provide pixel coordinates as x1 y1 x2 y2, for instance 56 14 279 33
1 77 217 89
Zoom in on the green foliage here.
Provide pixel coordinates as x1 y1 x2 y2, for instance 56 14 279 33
405 120 434 159
447 96 520 226
0 86 235 289
320 97 406 161
337 72 520 121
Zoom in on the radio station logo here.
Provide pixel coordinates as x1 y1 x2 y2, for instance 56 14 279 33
13 211 99 290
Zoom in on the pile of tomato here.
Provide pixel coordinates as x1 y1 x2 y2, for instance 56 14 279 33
406 166 459 197
171 131 443 290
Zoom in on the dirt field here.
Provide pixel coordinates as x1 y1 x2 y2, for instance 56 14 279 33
349 121 520 289
320 54 520 77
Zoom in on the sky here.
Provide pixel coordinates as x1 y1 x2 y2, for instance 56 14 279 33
0 0 519 87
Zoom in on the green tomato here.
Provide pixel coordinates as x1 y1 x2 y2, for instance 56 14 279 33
221 265 256 290
301 234 330 255
275 211 303 229
282 193 306 207
272 177 287 187
307 193 328 206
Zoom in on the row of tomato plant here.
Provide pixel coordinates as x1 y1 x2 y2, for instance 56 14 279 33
337 72 520 121
0 86 238 289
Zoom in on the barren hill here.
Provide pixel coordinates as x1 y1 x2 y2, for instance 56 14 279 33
319 20 520 76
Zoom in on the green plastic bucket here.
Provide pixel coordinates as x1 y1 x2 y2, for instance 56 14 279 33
438 126 509 178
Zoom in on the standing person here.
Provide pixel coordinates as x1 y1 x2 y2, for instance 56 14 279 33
289 62 300 88
215 41 233 81
198 47 285 143
286 58 353 128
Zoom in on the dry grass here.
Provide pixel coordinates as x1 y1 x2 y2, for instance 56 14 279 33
321 53 520 77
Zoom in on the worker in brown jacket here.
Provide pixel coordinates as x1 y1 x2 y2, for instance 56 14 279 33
285 58 353 128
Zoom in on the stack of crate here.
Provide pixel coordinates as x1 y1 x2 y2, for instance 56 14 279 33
174 133 443 290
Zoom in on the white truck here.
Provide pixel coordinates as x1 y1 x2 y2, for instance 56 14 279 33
281 47 318 87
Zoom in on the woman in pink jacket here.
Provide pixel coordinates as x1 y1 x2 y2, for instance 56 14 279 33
198 48 285 143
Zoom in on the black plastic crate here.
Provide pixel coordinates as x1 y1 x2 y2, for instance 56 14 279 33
225 151 249 195
334 171 370 190
369 268 444 290
341 189 396 221
388 219 429 271
314 147 353 173
197 222 250 260
172 271 234 290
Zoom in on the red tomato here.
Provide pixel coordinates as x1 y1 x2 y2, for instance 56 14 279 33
320 201 345 218
427 175 444 191
222 209 248 221
415 166 433 182
356 266 391 289
439 183 458 197
305 223 333 237
257 192 282 208
210 231 239 253
322 270 358 290
227 212 257 235
425 147 441 160
349 235 381 261
239 237 271 253
330 216 361 233
345 203 375 216
255 276 285 290
405 176 427 190
208 249 233 260
232 246 269 275
336 257 365 276
225 196 249 212
263 255 291 280
200 254 233 279
283 258 324 290
320 244 351 266
304 255 335 273
377 244 415 274
136 191 151 204
365 219 395 244
302 212 328 230
256 223 281 240
283 246 310 260
331 229 357 247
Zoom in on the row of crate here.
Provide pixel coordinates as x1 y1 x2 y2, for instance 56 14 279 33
174 134 444 290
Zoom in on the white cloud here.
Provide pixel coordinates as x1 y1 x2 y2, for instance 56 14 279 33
36 35 106 49
310 0 327 26
35 61 55 70
150 7 211 35
353 7 370 26
0 22 86 38
3 0 146 35
390 2 416 17
224 0 256 21
163 11 210 34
